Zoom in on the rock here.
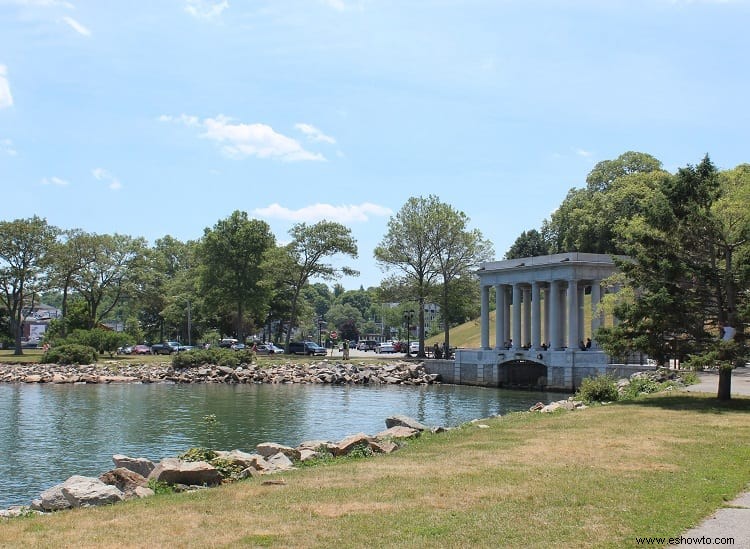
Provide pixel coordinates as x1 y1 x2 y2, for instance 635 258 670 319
368 439 398 454
265 452 295 472
112 454 155 478
36 484 72 511
148 458 222 486
256 443 301 461
296 440 332 452
375 426 420 440
99 468 148 498
134 486 155 498
60 475 124 508
298 448 320 462
215 449 268 469
384 415 428 431
0 506 41 518
330 433 373 457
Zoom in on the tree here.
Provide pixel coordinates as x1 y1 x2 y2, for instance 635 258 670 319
0 216 58 354
504 229 548 259
71 233 147 329
46 229 95 337
428 201 493 353
198 211 276 342
278 221 358 350
375 196 442 353
599 155 749 399
586 151 662 193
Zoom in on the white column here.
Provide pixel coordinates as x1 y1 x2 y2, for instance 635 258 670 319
494 284 505 349
522 287 531 348
567 279 579 350
531 281 541 350
481 284 490 349
503 287 511 345
542 284 550 348
549 280 560 350
577 284 585 343
590 280 601 349
512 283 522 349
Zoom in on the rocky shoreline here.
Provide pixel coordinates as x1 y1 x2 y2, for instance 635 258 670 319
0 360 441 386
0 414 441 517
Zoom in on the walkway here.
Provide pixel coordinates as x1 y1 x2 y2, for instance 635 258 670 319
678 367 750 547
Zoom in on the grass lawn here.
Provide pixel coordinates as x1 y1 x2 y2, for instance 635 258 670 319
2 392 748 548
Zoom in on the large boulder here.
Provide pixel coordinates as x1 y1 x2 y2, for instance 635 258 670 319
148 458 222 486
384 415 428 432
112 454 155 478
99 468 148 498
330 433 373 457
34 484 71 512
215 450 269 470
265 452 295 472
256 442 301 461
376 425 420 440
58 475 124 508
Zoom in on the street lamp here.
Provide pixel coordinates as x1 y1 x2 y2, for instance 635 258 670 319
403 310 415 356
318 317 326 346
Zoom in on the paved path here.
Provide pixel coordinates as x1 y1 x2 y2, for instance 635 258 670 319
678 367 750 547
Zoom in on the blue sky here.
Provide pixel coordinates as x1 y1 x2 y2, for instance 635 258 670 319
1 0 749 290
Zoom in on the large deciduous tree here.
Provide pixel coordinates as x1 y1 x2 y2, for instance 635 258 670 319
428 201 493 353
71 233 148 329
376 195 490 355
0 216 58 354
275 220 358 350
198 211 276 342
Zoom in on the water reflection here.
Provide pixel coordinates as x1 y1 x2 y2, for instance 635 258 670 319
0 382 566 508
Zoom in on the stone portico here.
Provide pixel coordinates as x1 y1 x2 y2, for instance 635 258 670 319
447 252 650 391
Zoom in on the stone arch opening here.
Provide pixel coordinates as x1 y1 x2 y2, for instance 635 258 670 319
497 360 548 390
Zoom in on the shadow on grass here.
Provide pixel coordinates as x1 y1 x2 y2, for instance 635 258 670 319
615 392 750 413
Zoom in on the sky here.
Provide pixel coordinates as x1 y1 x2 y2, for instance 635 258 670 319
1 0 749 291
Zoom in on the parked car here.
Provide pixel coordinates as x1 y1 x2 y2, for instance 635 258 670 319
132 344 152 355
257 343 283 355
375 341 396 353
151 341 179 355
288 341 327 356
218 338 239 348
356 340 378 351
230 343 246 351
117 345 133 355
409 341 420 354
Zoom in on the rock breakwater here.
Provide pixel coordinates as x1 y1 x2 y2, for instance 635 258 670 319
0 360 440 386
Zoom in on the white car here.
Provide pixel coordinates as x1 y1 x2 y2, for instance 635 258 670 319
375 341 395 353
409 341 419 354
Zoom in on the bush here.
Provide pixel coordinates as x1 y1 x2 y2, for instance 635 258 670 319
575 374 619 404
42 343 99 365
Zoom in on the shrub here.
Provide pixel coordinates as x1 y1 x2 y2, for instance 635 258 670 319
179 447 218 462
42 344 99 365
575 374 619 404
171 348 252 368
146 478 175 495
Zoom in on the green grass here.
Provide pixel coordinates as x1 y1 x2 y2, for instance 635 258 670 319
1 392 748 548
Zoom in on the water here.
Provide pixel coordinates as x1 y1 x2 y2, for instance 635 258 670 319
0 382 565 508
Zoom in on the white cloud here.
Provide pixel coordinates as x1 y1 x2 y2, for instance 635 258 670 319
576 148 593 158
41 176 69 186
295 123 336 144
61 16 91 36
0 138 17 155
253 202 392 223
0 65 13 109
92 168 122 190
185 0 228 20
161 113 326 162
